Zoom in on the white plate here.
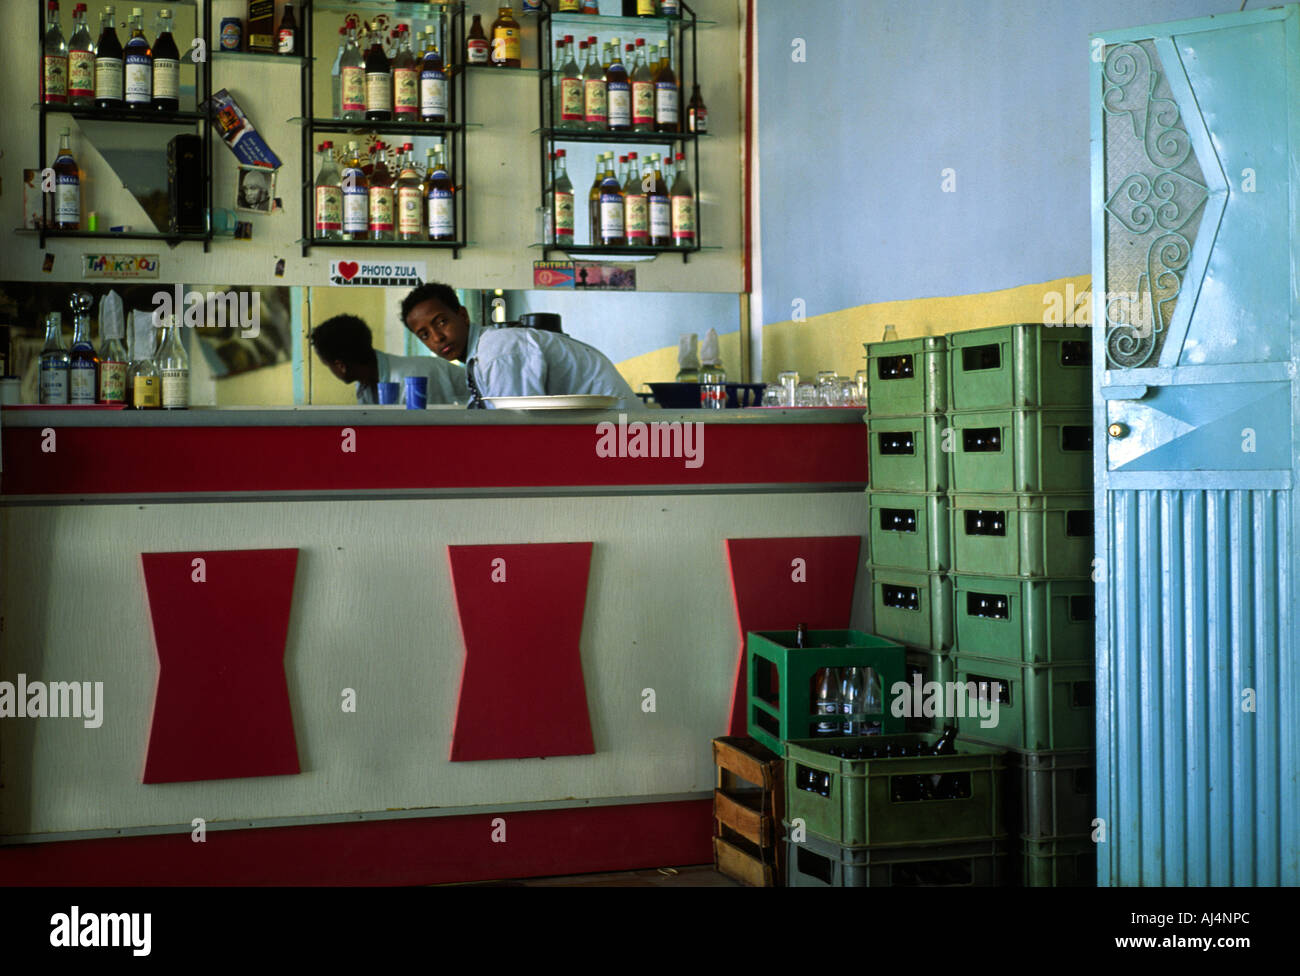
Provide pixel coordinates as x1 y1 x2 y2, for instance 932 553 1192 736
484 395 619 410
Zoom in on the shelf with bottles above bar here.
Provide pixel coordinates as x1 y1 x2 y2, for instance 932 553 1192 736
289 116 475 135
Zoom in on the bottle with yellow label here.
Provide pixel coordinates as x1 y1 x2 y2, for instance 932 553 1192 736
129 328 160 409
491 6 520 69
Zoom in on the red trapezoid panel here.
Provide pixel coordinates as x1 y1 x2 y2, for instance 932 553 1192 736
724 536 862 736
141 548 301 784
448 543 595 761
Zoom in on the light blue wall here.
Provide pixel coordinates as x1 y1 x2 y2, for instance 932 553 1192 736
756 0 1256 325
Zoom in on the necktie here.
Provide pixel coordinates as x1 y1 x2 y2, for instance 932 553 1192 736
466 359 486 410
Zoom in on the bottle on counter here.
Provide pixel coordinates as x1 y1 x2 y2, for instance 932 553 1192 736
277 2 298 55
368 144 395 241
341 140 368 240
42 0 68 106
314 140 343 241
396 144 424 242
123 7 152 111
364 22 392 121
339 22 364 120
152 7 180 111
646 152 671 247
623 151 647 246
392 25 418 121
94 5 124 109
674 333 700 383
52 128 81 231
426 144 455 241
670 151 695 248
466 14 489 65
558 37 582 128
128 326 159 409
156 314 188 410
491 6 520 68
419 27 447 123
97 308 128 405
552 149 574 247
688 83 708 134
39 312 70 405
68 292 98 405
67 3 95 108
582 39 607 130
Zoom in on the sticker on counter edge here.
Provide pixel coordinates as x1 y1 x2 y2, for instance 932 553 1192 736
330 260 426 287
575 262 636 291
533 261 575 289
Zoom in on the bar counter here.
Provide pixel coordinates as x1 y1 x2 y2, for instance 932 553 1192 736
0 407 871 884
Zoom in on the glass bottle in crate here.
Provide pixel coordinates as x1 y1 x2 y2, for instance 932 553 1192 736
812 667 841 737
156 314 188 410
860 667 882 735
840 666 865 736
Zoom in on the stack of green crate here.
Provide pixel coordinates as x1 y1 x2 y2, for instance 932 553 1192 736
943 323 1097 887
863 336 954 731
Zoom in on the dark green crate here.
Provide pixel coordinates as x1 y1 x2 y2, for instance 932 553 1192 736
868 491 951 574
952 653 1095 752
949 493 1094 578
1021 835 1097 887
952 575 1095 665
867 566 954 651
1007 749 1096 840
948 323 1093 412
949 409 1093 494
785 828 1010 887
864 336 948 417
903 648 955 733
867 414 949 493
784 733 1006 849
746 630 906 757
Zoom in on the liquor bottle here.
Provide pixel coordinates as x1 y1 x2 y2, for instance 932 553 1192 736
94 6 124 109
927 724 957 798
52 129 81 230
123 7 152 111
330 20 350 117
602 41 614 73
364 22 392 121
661 0 681 15
623 151 647 246
396 144 423 242
314 142 342 241
637 0 657 16
654 41 678 131
156 315 188 410
688 83 708 134
841 667 865 736
42 1 68 107
341 141 368 240
558 0 581 12
491 6 520 69
39 313 70 405
97 305 128 405
606 42 631 131
647 152 670 247
67 292 98 405
597 160 625 247
340 24 364 120
368 145 395 241
151 8 179 111
426 145 455 241
631 39 654 132
587 151 606 244
419 29 447 123
466 14 489 65
559 38 582 129
423 146 436 198
550 37 565 118
580 0 598 14
582 40 607 130
67 3 94 108
277 2 298 55
552 149 574 247
670 151 695 248
128 326 159 408
813 667 841 737
393 26 418 121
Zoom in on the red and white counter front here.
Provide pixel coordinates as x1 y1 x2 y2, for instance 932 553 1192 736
0 407 870 885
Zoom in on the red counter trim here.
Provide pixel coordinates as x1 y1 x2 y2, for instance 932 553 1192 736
0 800 713 886
2 423 866 496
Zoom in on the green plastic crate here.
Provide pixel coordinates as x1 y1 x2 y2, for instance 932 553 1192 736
952 575 1095 665
746 630 906 756
1006 749 1096 840
948 323 1093 412
867 492 951 574
1020 835 1097 887
904 648 955 733
949 493 1094 578
949 409 1093 494
867 414 949 493
786 829 1010 887
951 654 1095 752
784 733 1005 849
864 336 948 417
867 566 954 651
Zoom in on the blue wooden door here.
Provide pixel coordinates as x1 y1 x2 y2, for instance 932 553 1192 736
1092 5 1300 885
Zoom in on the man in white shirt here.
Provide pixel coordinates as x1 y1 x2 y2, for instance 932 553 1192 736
310 314 468 405
399 283 639 409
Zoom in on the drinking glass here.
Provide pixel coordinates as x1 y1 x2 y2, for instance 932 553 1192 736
839 378 858 407
816 370 839 405
777 370 799 406
854 369 869 405
762 387 785 407
794 382 819 407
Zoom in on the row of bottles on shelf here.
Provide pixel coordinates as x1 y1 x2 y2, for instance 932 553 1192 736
550 34 705 134
314 140 455 243
38 294 188 409
556 1 682 15
41 1 183 111
334 17 451 123
544 149 694 248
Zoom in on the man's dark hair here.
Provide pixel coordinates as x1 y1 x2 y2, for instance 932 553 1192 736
309 314 373 364
401 282 463 328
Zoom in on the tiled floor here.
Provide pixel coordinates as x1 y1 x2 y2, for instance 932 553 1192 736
450 864 742 887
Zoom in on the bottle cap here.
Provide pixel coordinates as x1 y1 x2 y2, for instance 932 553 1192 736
132 7 141 15
557 149 566 158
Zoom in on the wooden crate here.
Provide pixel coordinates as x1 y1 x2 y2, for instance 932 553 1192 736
712 736 784 886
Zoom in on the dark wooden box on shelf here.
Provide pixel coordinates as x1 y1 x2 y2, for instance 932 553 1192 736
712 735 784 887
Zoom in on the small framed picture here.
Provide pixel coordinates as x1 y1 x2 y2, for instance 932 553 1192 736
236 166 277 214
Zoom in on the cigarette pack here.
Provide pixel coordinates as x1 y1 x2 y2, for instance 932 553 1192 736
203 88 282 170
